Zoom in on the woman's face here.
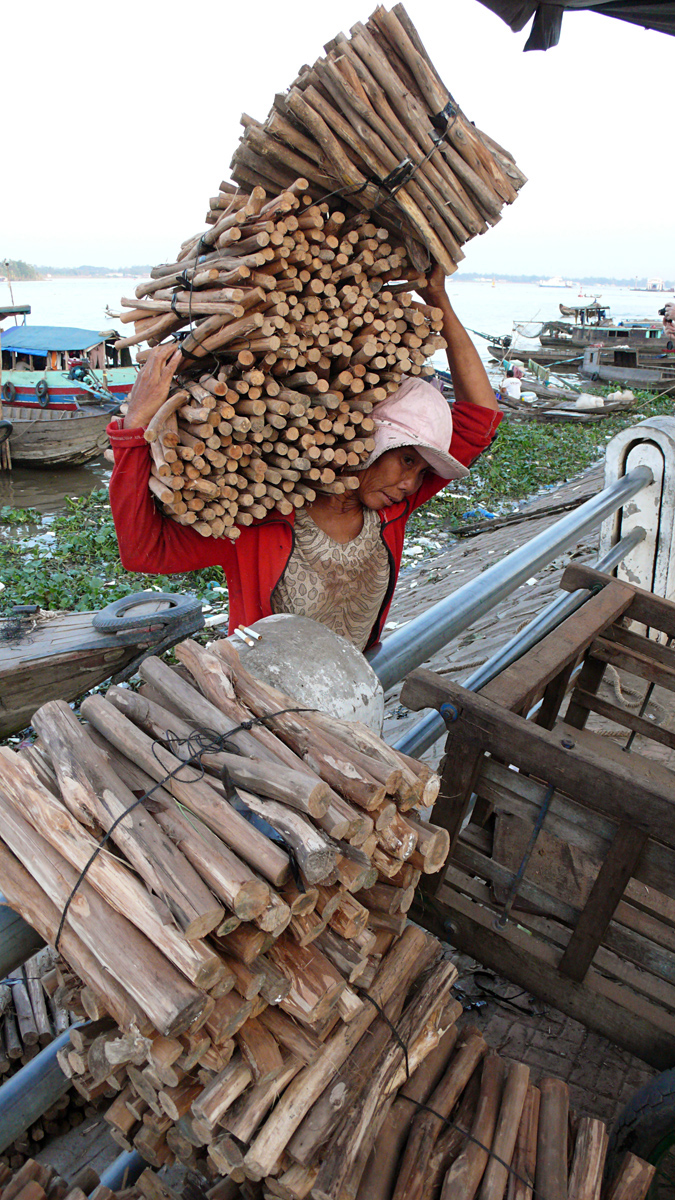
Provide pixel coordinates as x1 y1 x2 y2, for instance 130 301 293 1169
356 446 429 510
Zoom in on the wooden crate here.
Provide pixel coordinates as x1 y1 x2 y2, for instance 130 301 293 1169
402 565 675 1067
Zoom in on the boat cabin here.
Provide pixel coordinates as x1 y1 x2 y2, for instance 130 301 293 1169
0 326 133 374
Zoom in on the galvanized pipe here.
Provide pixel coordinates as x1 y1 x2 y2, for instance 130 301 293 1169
0 1029 73 1153
0 894 45 975
393 525 646 758
368 465 652 694
97 1151 147 1192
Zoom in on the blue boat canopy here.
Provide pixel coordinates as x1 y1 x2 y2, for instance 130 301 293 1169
0 326 117 354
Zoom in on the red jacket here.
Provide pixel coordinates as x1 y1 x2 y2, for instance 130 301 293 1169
107 401 501 649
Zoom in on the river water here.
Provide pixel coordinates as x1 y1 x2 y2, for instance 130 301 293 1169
1 276 670 516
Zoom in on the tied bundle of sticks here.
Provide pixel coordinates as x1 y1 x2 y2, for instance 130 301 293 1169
0 633 457 1197
113 182 448 538
350 1034 657 1200
231 3 526 275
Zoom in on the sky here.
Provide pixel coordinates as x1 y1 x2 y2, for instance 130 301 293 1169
2 0 672 279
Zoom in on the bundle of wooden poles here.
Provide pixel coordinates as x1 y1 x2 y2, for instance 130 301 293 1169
0 634 457 1197
111 4 525 538
114 182 446 538
231 4 526 275
0 950 74 1078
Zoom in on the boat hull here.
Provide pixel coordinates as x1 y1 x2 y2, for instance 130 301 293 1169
0 612 141 736
6 404 113 467
1 366 135 405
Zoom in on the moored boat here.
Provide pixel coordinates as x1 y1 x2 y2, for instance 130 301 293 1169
0 325 136 408
0 592 204 738
4 400 120 467
581 345 675 393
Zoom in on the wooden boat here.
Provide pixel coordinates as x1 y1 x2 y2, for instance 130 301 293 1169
0 325 137 407
0 593 204 738
488 340 583 371
539 316 669 353
4 400 118 467
581 345 675 393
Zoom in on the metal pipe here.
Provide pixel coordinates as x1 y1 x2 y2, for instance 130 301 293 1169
369 465 652 693
393 525 646 758
0 895 45 975
0 1029 73 1153
97 1151 147 1192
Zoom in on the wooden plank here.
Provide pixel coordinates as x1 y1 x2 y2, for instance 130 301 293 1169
455 836 675 988
606 622 675 668
480 582 634 714
569 687 675 750
562 654 607 731
478 757 675 913
432 727 486 871
591 636 675 694
400 670 675 848
558 822 648 983
428 880 675 1068
535 660 577 731
561 563 675 637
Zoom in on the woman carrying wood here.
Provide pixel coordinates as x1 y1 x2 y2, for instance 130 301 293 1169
107 267 501 651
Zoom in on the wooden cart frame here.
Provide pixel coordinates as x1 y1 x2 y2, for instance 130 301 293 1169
402 565 675 1068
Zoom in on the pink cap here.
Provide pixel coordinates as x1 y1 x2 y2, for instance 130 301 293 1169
361 377 469 480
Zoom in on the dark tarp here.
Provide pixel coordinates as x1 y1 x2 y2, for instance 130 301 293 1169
476 0 675 49
0 326 116 355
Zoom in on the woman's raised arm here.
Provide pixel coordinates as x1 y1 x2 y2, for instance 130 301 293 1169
418 264 499 412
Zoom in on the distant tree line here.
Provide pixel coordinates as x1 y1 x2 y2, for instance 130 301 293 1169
3 258 40 281
36 264 153 277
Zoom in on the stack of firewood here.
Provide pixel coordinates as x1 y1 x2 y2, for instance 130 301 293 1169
0 635 459 1197
0 1159 184 1200
231 4 526 275
0 950 73 1077
352 1028 656 1200
111 5 524 539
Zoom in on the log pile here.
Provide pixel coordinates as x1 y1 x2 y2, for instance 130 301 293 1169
112 5 525 538
352 1037 657 1200
0 635 457 1196
0 1160 186 1200
0 950 74 1078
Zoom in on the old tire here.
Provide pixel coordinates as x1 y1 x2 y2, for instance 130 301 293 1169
35 380 49 406
606 1069 675 1192
0 420 13 446
1 382 16 403
92 591 202 636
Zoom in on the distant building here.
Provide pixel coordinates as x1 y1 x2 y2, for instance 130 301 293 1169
647 277 666 291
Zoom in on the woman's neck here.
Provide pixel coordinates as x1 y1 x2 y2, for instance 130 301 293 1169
306 490 365 542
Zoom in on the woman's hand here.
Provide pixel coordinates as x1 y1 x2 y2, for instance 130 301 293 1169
418 262 447 307
663 302 675 340
124 343 183 429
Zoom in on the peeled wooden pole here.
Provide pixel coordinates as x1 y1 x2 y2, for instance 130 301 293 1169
478 1061 530 1200
567 1117 608 1200
604 1153 656 1200
507 1084 540 1200
535 1077 569 1200
439 1054 505 1200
